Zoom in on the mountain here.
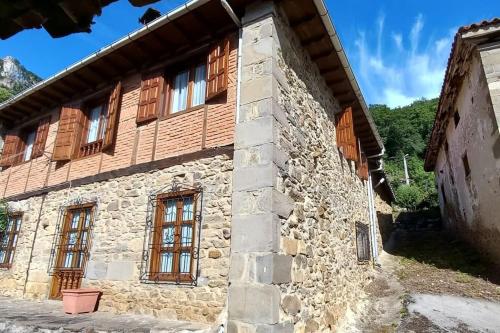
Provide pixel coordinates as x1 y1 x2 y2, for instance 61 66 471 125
370 98 439 210
0 56 41 103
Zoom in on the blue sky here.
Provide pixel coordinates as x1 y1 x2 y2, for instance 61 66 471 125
1 0 499 107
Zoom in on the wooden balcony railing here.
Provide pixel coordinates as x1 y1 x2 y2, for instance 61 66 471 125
79 140 103 158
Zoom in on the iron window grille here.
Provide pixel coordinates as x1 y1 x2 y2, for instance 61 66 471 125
140 180 202 286
48 196 98 276
0 213 23 269
355 222 371 263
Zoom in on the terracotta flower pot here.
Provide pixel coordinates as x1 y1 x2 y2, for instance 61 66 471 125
61 288 101 314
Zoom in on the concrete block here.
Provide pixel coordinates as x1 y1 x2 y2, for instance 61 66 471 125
240 76 278 106
106 261 135 281
86 261 107 280
228 283 280 324
232 213 280 253
256 254 292 284
235 117 275 149
256 323 293 333
232 164 277 192
227 320 257 333
272 190 294 218
242 1 276 26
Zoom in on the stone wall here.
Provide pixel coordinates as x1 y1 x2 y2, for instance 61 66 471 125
435 47 500 262
0 152 233 324
227 2 377 332
274 8 374 332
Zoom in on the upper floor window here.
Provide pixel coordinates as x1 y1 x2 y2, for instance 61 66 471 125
0 214 22 268
136 38 229 124
336 106 359 162
171 63 207 114
52 82 122 162
0 116 51 168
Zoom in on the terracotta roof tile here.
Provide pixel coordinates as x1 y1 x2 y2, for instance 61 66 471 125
458 17 500 34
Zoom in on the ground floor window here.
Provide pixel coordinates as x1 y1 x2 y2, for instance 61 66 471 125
355 222 371 262
0 214 22 268
141 186 202 285
49 203 95 299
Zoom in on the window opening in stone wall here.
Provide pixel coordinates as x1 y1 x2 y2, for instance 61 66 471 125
355 222 370 263
0 213 22 269
48 202 96 299
462 152 471 178
140 181 202 285
454 110 460 127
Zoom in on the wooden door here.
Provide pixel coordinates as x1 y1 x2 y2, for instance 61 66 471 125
50 205 94 300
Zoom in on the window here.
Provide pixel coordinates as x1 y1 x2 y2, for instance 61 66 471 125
0 116 51 167
150 191 197 282
336 106 359 162
23 130 36 162
49 204 95 299
355 222 370 262
454 111 460 127
78 100 108 157
462 153 471 178
0 214 22 268
170 63 207 114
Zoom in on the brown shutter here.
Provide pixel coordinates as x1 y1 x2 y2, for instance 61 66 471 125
0 132 21 167
31 116 52 159
336 107 359 162
52 106 84 161
102 81 122 151
137 73 164 124
206 38 229 101
357 152 369 180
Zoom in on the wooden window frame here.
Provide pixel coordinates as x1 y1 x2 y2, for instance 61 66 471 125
0 213 22 269
54 203 95 271
77 97 109 158
149 190 198 283
162 60 207 118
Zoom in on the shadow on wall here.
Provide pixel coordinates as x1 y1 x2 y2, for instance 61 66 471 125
377 212 394 245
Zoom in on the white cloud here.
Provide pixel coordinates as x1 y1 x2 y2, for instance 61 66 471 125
352 13 454 108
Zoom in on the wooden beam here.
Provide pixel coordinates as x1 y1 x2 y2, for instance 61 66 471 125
72 72 96 89
190 11 216 38
85 65 108 82
290 14 317 28
320 65 340 75
44 87 66 100
311 50 333 62
302 33 326 47
326 78 345 86
30 93 56 106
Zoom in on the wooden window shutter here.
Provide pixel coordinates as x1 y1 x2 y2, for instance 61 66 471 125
357 152 369 180
206 38 229 101
0 132 21 167
137 73 164 123
336 107 359 162
52 106 84 161
31 116 52 159
102 81 122 151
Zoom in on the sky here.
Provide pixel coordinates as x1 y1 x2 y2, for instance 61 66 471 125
1 0 499 108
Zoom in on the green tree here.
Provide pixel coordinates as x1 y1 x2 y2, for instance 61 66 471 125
395 185 424 211
370 98 439 209
0 87 12 103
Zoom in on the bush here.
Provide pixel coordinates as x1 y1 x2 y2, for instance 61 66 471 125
395 185 424 211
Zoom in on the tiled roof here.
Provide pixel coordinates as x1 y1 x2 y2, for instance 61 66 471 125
458 17 500 33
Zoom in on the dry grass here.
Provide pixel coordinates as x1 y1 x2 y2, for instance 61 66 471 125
392 231 500 301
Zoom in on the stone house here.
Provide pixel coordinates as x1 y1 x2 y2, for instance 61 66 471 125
0 0 392 331
424 19 500 263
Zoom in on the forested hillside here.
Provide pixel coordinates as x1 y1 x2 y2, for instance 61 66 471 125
370 98 438 209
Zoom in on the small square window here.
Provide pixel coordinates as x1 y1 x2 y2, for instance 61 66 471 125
462 153 471 178
454 111 460 127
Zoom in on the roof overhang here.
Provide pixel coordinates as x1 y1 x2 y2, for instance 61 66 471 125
0 0 384 156
424 19 500 171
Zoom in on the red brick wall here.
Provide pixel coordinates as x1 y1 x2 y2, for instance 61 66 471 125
0 34 237 199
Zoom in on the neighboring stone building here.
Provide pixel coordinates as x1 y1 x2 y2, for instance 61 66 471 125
0 0 392 331
425 19 500 263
